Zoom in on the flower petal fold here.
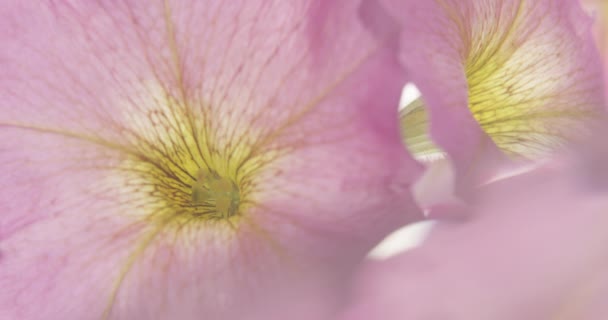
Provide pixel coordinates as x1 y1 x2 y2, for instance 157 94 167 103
341 135 608 320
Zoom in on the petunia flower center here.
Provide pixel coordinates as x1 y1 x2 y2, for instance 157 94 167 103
111 87 271 228
100 86 276 316
400 0 602 161
191 169 241 218
120 123 259 226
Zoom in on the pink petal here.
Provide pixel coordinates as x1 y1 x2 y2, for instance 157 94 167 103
0 1 422 319
582 0 608 104
582 0 608 53
341 139 608 320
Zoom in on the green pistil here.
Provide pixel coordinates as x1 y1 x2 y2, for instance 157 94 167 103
191 169 241 219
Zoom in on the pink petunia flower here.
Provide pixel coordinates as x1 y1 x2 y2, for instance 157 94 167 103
341 3 608 317
0 1 422 319
367 0 605 191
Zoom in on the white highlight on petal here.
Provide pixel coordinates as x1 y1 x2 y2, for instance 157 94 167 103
414 150 447 163
399 83 422 112
367 221 435 259
483 161 542 185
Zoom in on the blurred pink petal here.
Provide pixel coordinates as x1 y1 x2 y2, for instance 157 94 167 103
0 1 422 319
376 0 605 189
342 141 608 320
582 0 608 53
582 0 608 104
